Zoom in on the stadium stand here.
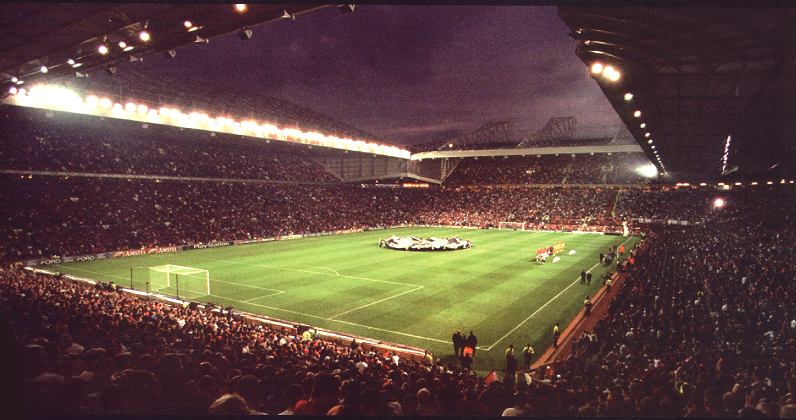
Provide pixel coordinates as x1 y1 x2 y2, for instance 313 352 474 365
0 107 337 182
2 187 794 415
444 153 651 186
2 3 794 416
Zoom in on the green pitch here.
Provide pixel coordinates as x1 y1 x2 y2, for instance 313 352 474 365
50 227 638 371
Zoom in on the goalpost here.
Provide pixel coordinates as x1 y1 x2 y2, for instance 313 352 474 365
498 221 527 231
132 264 210 299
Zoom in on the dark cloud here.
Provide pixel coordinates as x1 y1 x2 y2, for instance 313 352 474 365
97 6 620 145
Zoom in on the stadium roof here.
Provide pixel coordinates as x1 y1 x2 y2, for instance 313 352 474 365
559 5 796 180
0 3 329 91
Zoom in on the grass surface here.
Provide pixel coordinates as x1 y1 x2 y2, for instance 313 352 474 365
52 227 638 371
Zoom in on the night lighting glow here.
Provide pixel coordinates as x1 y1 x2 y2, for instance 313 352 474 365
5 84 411 159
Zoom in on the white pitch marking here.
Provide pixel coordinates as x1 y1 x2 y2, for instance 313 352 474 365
57 266 285 295
208 258 422 287
216 297 451 345
53 265 449 345
241 290 285 302
57 266 129 280
329 285 424 319
483 236 634 351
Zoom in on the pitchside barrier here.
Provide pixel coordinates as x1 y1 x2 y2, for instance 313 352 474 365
23 266 429 362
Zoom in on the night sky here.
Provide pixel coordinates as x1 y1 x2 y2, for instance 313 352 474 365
98 5 620 145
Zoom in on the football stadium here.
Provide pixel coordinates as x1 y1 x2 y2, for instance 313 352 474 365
1 4 795 417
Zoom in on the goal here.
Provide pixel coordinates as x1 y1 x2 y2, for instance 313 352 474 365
498 221 527 231
134 264 210 299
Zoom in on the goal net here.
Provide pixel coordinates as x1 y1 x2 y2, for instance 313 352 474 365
133 264 210 299
498 221 526 231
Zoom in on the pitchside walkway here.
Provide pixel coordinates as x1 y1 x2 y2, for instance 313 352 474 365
530 244 643 369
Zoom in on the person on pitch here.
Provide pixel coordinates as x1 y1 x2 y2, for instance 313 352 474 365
452 330 464 357
522 343 535 370
553 322 561 347
466 331 478 356
552 323 560 348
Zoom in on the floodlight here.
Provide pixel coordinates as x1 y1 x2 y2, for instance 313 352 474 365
123 46 134 52
713 198 725 209
235 4 248 12
644 132 650 137
40 65 48 73
66 59 75 66
99 98 112 109
635 164 658 178
139 31 151 42
640 123 646 128
9 87 17 95
18 88 26 96
98 45 109 55
647 139 653 144
137 104 148 114
633 110 641 118
184 20 192 28
72 62 82 68
11 77 18 83
624 92 633 101
118 41 127 49
590 62 603 74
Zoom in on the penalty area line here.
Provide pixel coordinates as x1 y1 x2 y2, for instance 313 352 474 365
208 258 422 288
215 296 450 345
484 236 634 351
329 285 424 319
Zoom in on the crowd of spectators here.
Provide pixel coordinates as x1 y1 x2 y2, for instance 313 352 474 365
3 171 780 262
558 190 796 417
3 107 661 189
2 266 592 416
3 186 793 416
615 187 721 223
444 154 652 186
0 107 337 182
